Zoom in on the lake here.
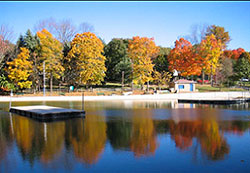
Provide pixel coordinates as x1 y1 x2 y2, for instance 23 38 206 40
0 100 250 172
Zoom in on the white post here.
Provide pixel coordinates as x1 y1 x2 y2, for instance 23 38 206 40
9 89 13 111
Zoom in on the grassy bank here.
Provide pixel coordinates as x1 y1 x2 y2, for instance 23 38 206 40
196 84 245 92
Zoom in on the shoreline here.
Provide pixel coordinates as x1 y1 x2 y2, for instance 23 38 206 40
0 91 249 102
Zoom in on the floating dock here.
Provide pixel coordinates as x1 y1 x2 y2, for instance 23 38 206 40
9 105 85 121
178 98 246 105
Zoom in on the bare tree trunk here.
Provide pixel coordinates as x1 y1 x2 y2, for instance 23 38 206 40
50 73 53 94
147 81 149 93
210 65 213 87
202 69 205 85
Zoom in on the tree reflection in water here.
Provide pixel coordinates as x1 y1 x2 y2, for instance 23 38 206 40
130 110 158 157
41 121 65 163
169 109 230 160
0 107 249 168
70 114 107 165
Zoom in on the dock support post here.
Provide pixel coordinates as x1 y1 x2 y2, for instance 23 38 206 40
43 61 46 97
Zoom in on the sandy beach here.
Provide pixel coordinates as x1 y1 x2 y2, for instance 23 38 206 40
0 91 249 102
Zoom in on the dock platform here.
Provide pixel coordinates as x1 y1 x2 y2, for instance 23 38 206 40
9 105 85 121
178 98 246 105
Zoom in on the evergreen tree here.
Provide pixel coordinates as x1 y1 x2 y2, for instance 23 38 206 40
153 47 171 73
104 38 132 83
234 52 250 81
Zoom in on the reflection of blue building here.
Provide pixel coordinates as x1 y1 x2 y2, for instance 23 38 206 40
170 79 196 93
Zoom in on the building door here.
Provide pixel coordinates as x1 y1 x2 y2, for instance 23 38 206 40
190 84 193 91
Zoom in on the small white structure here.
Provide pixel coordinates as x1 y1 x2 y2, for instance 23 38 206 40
169 79 196 93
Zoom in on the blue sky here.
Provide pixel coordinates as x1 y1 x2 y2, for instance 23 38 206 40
1 1 250 51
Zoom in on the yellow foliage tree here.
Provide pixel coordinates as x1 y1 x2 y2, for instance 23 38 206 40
37 29 64 93
67 32 106 87
200 34 223 85
153 70 172 90
128 36 159 90
6 47 32 89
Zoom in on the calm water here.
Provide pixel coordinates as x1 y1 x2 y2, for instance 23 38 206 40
0 101 250 172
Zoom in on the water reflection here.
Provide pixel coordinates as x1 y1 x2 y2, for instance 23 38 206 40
69 114 106 165
130 111 158 157
0 101 250 171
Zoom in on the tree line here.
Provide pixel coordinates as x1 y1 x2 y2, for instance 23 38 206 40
0 20 249 93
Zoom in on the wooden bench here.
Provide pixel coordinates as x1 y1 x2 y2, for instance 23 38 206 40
97 92 105 96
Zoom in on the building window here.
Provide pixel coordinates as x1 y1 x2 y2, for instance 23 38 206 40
178 85 184 89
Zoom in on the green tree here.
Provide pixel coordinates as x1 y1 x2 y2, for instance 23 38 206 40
62 41 77 86
234 52 250 81
37 29 64 93
0 74 15 91
104 38 132 83
153 47 171 73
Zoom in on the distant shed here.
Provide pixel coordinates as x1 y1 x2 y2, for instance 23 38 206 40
169 79 196 92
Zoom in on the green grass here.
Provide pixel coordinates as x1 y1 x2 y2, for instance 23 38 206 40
196 84 245 92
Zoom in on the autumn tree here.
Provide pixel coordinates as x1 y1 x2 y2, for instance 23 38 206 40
67 32 106 88
199 34 223 86
17 30 41 92
206 25 230 49
153 71 172 90
224 48 245 60
37 29 64 93
168 38 202 77
128 36 159 91
6 47 32 89
104 38 132 83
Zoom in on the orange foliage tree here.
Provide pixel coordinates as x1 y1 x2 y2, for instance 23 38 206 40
128 36 159 90
168 38 202 77
224 48 245 60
